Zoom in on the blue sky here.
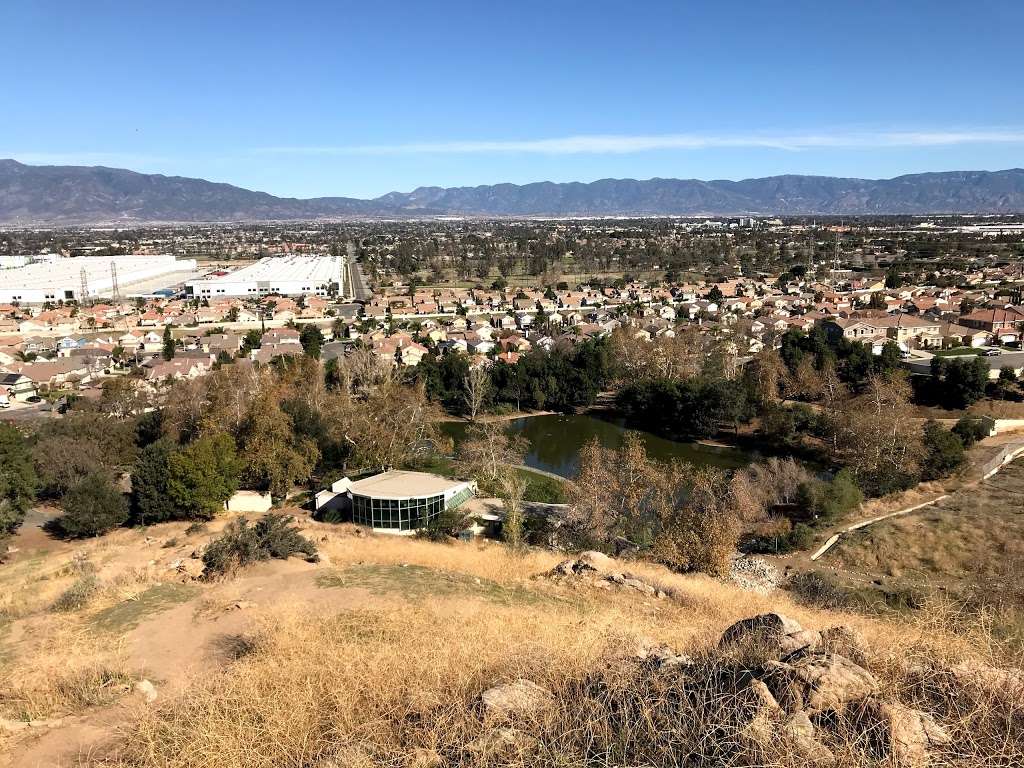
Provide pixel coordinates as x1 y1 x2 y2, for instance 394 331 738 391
2 0 1023 198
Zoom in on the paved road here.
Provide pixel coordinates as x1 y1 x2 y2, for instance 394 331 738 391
345 241 372 301
0 403 59 422
902 349 1024 377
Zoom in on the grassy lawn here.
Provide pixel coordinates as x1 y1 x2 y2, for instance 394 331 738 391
931 347 983 357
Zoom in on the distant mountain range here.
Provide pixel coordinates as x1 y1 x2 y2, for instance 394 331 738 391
2 159 1023 224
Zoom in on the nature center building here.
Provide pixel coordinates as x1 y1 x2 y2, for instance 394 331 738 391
314 470 476 533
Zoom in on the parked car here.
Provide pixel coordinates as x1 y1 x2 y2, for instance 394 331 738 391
25 395 43 403
983 348 1002 357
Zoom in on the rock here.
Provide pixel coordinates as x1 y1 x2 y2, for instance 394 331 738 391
621 577 657 596
819 625 868 666
719 613 820 660
632 638 694 670
578 550 616 572
858 697 950 768
134 679 158 703
765 653 878 714
784 712 836 765
466 727 536 757
406 747 443 768
480 679 552 720
783 710 814 739
949 661 1024 697
745 679 785 719
738 691 835 766
0 716 67 732
729 554 782 595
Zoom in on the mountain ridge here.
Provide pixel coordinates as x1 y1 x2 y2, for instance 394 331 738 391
1 159 1023 224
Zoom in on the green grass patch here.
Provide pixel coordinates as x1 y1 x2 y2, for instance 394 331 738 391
91 583 200 632
518 468 567 504
316 564 551 606
931 347 983 357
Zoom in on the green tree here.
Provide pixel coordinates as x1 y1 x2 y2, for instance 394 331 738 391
57 472 129 538
884 266 903 289
129 439 180 525
299 324 324 359
162 324 175 361
167 433 243 519
238 395 319 499
920 420 966 481
0 424 37 537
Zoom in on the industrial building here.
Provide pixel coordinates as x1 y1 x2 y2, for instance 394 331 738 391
0 255 197 304
314 470 476 533
184 255 345 299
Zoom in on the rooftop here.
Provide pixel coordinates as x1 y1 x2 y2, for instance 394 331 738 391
348 470 465 499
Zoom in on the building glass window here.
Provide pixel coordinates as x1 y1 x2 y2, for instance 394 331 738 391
350 493 445 530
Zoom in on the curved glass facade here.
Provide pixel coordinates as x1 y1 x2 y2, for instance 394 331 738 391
351 493 445 531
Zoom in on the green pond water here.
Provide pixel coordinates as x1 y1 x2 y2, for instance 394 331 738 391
440 413 754 479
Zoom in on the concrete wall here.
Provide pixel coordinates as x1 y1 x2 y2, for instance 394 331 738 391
225 491 273 513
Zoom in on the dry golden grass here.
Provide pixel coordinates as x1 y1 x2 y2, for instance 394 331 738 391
3 520 1023 767
1 615 132 720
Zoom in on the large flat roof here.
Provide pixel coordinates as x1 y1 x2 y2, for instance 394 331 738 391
349 470 464 499
189 255 342 285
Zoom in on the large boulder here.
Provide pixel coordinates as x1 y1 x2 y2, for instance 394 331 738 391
858 697 951 768
578 550 616 572
480 679 552 720
764 653 879 714
719 613 821 661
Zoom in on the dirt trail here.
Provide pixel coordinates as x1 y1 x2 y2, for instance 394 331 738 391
4 556 392 768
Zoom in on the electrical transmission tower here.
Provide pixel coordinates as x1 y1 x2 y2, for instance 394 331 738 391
110 261 121 303
79 267 90 306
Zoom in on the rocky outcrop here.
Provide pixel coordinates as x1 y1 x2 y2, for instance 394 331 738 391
468 614 954 768
719 612 822 661
548 553 669 599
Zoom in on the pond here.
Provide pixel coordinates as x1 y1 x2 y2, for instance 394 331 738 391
440 413 755 479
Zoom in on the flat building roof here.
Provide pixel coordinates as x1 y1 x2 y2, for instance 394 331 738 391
348 470 465 499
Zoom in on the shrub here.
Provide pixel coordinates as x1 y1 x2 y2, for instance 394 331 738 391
201 513 317 579
952 416 989 448
0 422 37 537
793 469 863 524
414 506 465 542
56 472 129 538
52 573 99 612
920 419 966 481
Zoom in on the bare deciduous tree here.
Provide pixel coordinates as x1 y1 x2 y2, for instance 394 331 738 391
463 364 490 422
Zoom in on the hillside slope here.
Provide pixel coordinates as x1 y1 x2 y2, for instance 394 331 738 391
1 509 1021 767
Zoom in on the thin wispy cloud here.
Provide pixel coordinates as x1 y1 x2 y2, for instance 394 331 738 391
256 129 1024 156
1 152 171 168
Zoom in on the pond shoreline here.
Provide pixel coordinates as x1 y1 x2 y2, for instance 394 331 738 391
440 413 754 478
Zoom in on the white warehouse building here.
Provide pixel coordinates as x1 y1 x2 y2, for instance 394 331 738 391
0 255 196 304
185 255 345 299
